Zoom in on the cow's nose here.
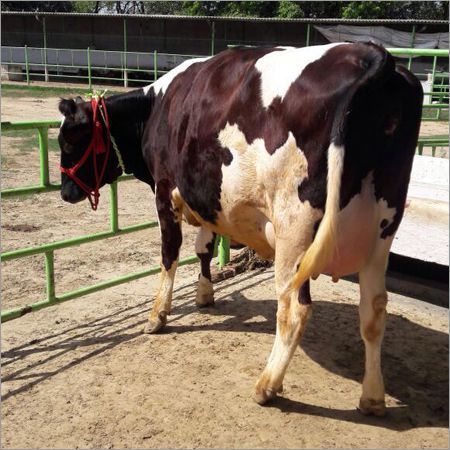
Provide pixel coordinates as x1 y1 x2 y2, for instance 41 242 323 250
61 191 70 202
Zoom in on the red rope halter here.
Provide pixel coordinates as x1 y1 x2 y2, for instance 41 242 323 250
60 97 111 211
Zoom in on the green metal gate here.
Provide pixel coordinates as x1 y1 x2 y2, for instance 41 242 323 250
1 120 230 322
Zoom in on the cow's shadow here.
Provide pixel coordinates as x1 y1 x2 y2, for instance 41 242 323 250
2 270 448 431
170 285 449 430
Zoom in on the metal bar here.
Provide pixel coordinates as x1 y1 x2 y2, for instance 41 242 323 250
110 182 119 232
431 55 437 92
1 255 199 323
2 120 61 130
45 251 56 302
153 50 158 82
37 126 50 186
211 20 215 56
24 45 30 85
87 46 92 90
407 25 416 70
123 18 128 87
1 183 61 198
1 174 135 199
43 17 48 82
1 221 158 262
387 48 448 57
218 236 230 268
306 23 311 47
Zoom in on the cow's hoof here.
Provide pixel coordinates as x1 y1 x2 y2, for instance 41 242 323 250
358 398 386 417
195 292 215 308
253 384 283 406
143 312 167 334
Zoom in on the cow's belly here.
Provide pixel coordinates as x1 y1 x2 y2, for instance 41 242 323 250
214 205 276 260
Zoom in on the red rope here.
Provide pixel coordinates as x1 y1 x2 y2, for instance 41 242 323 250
60 97 111 211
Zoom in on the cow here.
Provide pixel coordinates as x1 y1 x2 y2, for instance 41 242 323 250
58 42 423 416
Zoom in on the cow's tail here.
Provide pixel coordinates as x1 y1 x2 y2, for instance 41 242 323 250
290 141 344 291
290 42 393 292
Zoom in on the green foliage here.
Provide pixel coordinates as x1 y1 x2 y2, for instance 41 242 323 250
2 0 448 19
342 2 398 19
1 1 74 12
277 1 304 19
73 2 100 13
341 1 449 20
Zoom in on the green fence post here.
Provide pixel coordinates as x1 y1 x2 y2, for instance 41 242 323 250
87 46 92 90
43 17 49 82
37 126 50 186
153 50 158 82
306 23 311 47
218 236 230 268
431 55 437 98
407 25 416 70
45 250 56 302
123 18 128 88
211 20 216 56
110 182 119 233
24 45 30 85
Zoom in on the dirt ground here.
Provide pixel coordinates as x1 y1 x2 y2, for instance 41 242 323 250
1 88 449 449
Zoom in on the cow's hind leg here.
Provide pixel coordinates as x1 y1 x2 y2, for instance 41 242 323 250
254 242 312 404
143 180 182 334
195 227 216 307
357 238 392 416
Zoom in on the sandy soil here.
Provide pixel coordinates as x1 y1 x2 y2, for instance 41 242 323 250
1 89 449 449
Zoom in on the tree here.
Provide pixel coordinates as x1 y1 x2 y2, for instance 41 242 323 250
4 0 447 20
1 1 74 12
277 1 304 19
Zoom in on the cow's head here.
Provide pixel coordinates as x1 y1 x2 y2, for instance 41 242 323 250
58 96 122 209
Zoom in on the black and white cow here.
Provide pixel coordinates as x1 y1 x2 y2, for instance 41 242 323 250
58 42 423 415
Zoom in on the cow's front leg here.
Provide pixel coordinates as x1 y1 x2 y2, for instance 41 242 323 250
143 180 182 334
358 238 392 417
254 242 312 404
195 227 216 307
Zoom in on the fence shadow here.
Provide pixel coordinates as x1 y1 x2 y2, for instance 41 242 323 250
2 273 448 431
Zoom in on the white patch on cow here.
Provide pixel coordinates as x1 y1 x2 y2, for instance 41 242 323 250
143 57 211 97
216 122 322 259
255 43 346 108
195 274 214 307
326 172 398 278
158 260 178 313
195 227 214 254
377 198 397 234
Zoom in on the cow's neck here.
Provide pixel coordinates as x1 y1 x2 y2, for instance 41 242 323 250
105 89 154 188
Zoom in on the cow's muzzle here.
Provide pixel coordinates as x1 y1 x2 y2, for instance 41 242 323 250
61 180 87 204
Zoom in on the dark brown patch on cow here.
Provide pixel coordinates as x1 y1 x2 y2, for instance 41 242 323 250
380 219 388 229
298 280 312 305
197 233 217 281
143 47 280 224
155 179 182 271
362 294 388 342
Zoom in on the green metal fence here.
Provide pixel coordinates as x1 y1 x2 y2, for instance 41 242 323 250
2 46 449 121
1 121 230 323
388 48 449 121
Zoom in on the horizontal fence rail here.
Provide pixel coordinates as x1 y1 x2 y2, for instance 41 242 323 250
1 46 448 120
1 121 230 323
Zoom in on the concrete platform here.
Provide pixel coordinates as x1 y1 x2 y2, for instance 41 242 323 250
392 155 449 267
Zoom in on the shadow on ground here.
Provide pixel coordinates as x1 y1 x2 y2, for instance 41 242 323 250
2 270 448 431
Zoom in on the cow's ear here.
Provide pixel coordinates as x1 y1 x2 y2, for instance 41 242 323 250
75 96 84 104
59 98 77 116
